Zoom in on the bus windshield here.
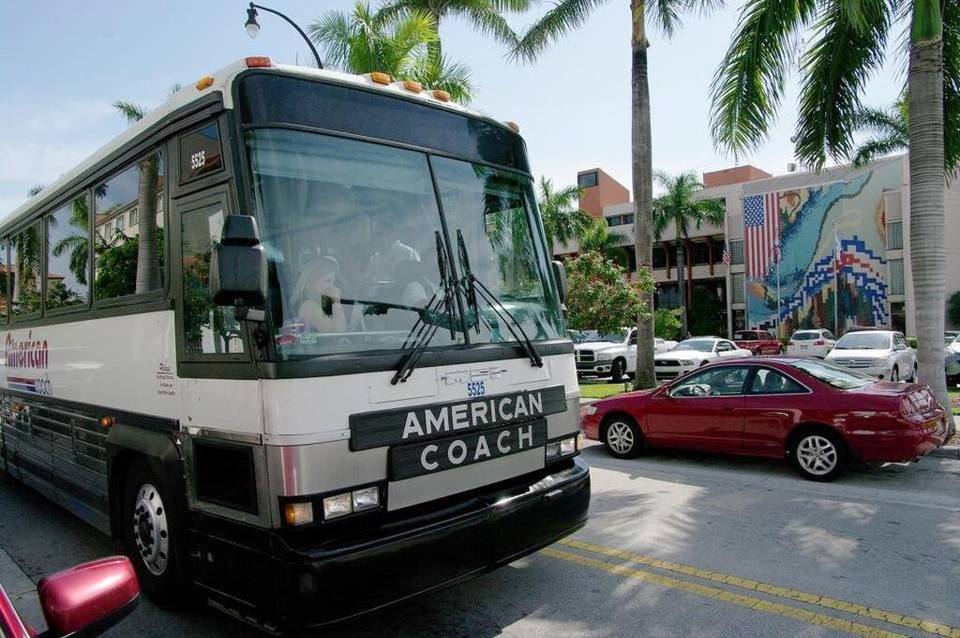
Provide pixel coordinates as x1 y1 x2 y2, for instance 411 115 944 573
246 128 563 360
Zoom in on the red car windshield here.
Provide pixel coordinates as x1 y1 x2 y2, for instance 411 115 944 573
788 359 873 390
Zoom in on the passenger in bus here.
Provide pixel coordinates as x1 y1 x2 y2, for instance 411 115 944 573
367 216 421 282
294 257 346 333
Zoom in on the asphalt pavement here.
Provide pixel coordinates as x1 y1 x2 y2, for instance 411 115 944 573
1 443 958 637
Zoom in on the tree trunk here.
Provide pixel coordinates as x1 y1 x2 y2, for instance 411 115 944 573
685 238 693 316
135 154 160 295
676 235 686 336
632 1 655 390
908 3 949 412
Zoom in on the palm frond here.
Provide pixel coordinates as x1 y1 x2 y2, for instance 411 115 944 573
410 50 475 102
709 0 817 158
509 0 608 63
794 0 892 168
27 184 45 197
944 0 960 172
113 100 146 123
851 136 908 166
853 103 908 138
454 0 521 48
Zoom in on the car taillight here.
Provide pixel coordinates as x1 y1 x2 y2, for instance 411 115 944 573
814 340 825 345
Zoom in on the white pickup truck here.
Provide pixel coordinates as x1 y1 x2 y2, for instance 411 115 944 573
575 328 677 382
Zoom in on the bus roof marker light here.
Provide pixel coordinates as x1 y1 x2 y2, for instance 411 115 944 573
403 80 423 93
433 89 451 102
245 56 272 68
98 416 114 429
370 72 392 85
195 75 215 91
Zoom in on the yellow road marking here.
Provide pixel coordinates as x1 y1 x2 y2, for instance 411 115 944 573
559 538 960 638
541 547 904 638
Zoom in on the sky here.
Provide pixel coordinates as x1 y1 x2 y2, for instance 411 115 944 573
0 1 908 217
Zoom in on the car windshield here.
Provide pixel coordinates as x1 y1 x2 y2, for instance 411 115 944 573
246 128 563 360
585 330 626 343
792 332 820 341
788 359 874 390
833 332 891 350
946 333 960 345
671 339 716 353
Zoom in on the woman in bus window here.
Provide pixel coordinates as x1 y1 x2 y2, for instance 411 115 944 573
294 257 346 333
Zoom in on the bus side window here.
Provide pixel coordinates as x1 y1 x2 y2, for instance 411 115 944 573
10 221 43 317
94 150 165 300
180 203 244 355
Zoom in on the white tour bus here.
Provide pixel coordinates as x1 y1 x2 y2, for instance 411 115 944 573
0 57 589 630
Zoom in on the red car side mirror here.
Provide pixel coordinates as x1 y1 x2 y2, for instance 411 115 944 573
37 556 139 637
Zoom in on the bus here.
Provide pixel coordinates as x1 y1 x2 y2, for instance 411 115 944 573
0 57 589 630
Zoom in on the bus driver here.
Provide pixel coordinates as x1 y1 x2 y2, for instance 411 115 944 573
294 257 347 333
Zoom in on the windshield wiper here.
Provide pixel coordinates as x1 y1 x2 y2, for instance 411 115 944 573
455 229 543 368
391 231 459 384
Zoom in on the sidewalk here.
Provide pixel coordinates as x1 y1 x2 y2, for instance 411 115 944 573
0 547 44 631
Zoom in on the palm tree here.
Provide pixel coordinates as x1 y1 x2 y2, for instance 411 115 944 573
376 0 527 60
652 170 725 335
511 0 722 390
536 177 591 254
709 0 954 413
851 98 909 167
310 2 473 101
113 100 162 295
579 220 630 268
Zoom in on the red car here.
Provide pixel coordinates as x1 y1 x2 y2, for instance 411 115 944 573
0 556 139 638
733 330 782 356
580 357 949 481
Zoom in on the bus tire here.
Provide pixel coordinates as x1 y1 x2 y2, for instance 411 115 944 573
122 459 188 607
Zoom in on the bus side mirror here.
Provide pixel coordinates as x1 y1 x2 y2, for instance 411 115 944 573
552 260 568 304
210 215 267 309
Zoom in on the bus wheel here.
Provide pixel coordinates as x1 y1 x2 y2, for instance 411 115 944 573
123 460 186 607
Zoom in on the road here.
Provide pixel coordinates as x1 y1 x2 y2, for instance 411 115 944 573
1 444 958 637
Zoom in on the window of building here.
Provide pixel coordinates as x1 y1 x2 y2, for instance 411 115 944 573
692 241 710 266
889 259 904 296
606 216 619 227
733 308 746 331
624 214 634 224
712 238 724 264
656 284 680 309
181 203 244 355
890 301 906 333
129 207 138 227
652 245 667 269
46 194 90 311
577 171 598 188
731 272 745 304
180 122 224 182
115 214 125 231
94 150 165 301
729 239 744 265
10 221 43 317
886 220 903 250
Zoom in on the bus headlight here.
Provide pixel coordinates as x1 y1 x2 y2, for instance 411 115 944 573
322 493 353 520
352 486 380 512
546 435 579 460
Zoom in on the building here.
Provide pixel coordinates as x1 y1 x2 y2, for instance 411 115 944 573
557 155 960 337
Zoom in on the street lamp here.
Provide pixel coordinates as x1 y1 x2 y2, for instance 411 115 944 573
244 2 324 69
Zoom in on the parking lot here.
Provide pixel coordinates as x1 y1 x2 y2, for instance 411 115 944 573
3 436 958 637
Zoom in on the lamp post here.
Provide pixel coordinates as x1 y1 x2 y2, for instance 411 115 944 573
244 2 324 69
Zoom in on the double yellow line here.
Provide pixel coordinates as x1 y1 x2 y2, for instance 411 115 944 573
542 537 960 638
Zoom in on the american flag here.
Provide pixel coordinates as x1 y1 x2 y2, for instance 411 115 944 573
744 192 781 278
721 242 730 266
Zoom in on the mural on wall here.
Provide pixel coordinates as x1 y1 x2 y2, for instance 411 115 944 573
744 159 901 335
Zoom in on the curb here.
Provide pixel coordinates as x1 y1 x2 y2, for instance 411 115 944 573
931 445 960 460
0 547 44 631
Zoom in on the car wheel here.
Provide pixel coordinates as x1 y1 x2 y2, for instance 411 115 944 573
123 459 187 607
890 365 899 383
603 416 643 459
611 359 626 383
790 431 847 482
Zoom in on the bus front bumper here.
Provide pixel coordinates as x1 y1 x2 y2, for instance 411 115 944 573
277 457 590 627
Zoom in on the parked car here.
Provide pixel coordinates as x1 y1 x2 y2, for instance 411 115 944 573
733 329 782 356
654 337 752 382
945 331 960 355
785 328 837 358
580 357 949 480
824 329 916 382
0 556 139 638
946 349 960 387
575 328 677 382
